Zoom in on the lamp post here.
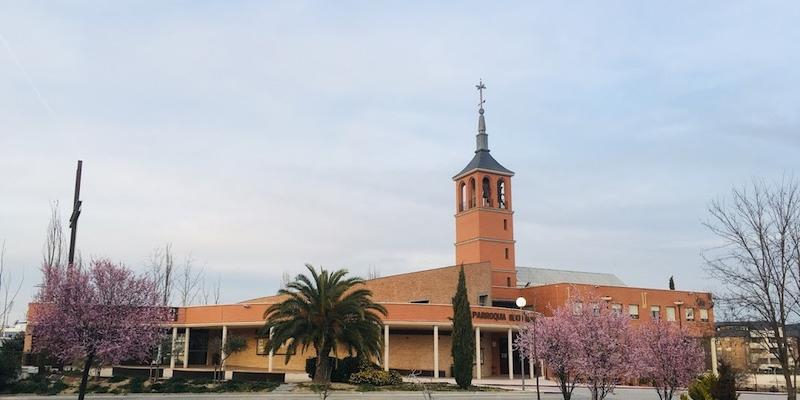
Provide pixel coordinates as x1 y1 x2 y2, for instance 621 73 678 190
516 296 527 391
515 296 541 400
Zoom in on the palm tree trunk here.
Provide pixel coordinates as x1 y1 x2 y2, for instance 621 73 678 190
314 350 332 384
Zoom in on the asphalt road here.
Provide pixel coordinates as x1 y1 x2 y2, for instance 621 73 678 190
0 388 791 400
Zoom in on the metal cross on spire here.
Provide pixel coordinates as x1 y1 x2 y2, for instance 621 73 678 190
475 79 486 110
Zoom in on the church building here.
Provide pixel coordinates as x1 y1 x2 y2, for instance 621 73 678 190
25 84 717 381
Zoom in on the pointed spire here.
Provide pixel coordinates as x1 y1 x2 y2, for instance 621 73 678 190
475 79 489 153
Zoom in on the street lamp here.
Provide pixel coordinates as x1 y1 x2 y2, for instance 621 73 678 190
515 296 542 400
516 297 526 391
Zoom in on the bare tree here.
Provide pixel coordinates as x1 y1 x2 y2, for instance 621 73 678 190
148 243 174 306
43 202 64 269
212 275 221 305
0 241 23 333
176 254 204 306
704 179 800 400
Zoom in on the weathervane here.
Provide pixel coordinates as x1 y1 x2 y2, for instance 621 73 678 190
475 79 486 111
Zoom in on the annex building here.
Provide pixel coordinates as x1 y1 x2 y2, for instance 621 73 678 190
24 91 717 381
150 98 717 381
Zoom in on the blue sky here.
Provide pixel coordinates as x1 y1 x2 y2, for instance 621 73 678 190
2 2 799 321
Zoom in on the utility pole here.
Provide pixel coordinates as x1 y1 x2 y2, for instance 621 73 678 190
67 160 83 266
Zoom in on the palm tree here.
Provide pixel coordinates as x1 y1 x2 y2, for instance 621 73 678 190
262 264 387 383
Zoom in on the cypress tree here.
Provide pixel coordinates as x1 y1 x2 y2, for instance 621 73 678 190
669 276 675 290
451 265 475 389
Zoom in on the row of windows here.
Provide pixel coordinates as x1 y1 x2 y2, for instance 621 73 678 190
627 304 709 322
575 302 709 322
458 176 507 211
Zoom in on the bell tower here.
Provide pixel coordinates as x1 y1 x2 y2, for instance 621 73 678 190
454 81 516 288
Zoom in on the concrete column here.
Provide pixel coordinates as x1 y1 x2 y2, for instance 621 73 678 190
220 326 228 368
475 327 481 380
183 327 190 368
507 329 514 380
710 337 718 375
169 327 177 369
384 325 390 371
433 326 440 378
268 326 274 372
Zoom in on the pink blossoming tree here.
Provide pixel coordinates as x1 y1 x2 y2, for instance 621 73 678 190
31 260 170 400
572 299 638 400
515 293 638 400
637 320 705 400
515 302 582 400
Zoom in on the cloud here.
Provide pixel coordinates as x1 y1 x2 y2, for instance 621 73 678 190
1 1 800 321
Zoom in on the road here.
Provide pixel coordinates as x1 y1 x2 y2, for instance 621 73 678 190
0 387 790 400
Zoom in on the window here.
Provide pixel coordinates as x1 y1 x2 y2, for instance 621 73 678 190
505 248 509 259
573 302 584 315
497 179 506 209
629 304 639 319
478 295 488 306
611 303 623 316
503 219 507 231
699 309 709 322
459 182 467 212
469 178 476 208
506 277 511 287
481 177 492 207
651 306 661 320
410 299 429 304
685 308 695 321
666 307 676 322
591 303 601 316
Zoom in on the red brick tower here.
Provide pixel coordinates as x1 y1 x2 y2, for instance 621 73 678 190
453 81 516 288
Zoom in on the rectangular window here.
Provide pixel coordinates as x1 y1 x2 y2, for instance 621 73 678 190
611 303 623 315
699 309 709 322
651 306 661 320
506 277 511 287
478 295 488 306
629 304 639 319
591 303 600 316
505 248 509 259
503 219 508 230
685 308 695 321
666 307 676 322
573 302 583 315
410 299 429 304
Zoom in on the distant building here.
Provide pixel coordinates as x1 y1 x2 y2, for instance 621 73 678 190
716 322 800 373
1 320 27 344
24 90 715 380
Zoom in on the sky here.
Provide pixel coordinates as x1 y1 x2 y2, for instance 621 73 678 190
1 2 799 322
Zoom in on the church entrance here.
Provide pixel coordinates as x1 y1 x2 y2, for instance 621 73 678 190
498 334 528 377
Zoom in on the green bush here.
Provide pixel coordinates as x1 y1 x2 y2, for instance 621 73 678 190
47 380 68 395
216 380 278 392
159 377 189 393
0 335 23 386
109 375 128 383
349 369 402 386
711 361 738 400
681 373 716 400
306 356 378 383
92 385 109 393
10 379 47 394
127 376 146 393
